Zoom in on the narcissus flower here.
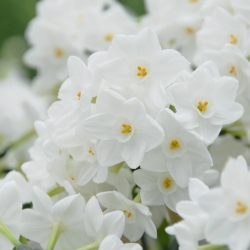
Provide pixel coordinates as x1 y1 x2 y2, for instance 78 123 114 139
82 89 164 169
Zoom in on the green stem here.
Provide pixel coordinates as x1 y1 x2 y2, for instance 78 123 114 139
0 127 36 157
133 192 141 203
77 241 100 250
0 222 21 246
46 223 63 250
47 186 65 197
198 244 227 250
226 130 246 137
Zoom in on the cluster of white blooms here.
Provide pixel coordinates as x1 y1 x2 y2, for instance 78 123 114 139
2 0 250 250
24 0 138 94
0 67 48 170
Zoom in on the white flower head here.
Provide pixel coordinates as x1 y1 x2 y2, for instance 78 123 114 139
97 191 157 242
140 109 212 187
169 67 244 144
82 89 164 169
101 27 189 110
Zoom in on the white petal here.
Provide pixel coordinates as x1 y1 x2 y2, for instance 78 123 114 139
188 68 214 97
67 56 91 86
52 195 86 226
78 162 99 186
101 211 125 238
152 50 190 87
209 102 244 125
32 187 53 218
140 146 168 172
97 139 124 166
141 189 164 206
133 170 158 190
84 197 103 238
82 113 115 140
101 58 135 87
96 89 126 116
121 137 146 169
188 178 209 203
167 156 192 188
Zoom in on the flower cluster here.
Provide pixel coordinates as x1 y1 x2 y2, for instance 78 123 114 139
1 0 250 249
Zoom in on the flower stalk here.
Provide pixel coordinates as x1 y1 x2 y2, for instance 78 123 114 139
76 240 100 250
0 221 21 246
46 223 63 250
198 244 227 250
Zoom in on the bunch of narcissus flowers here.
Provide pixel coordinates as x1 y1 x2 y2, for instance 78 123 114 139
2 0 250 249
1 25 250 250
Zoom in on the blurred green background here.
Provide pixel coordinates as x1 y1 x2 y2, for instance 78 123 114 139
0 0 146 49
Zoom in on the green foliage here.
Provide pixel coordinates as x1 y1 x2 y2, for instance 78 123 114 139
0 0 38 48
117 0 146 15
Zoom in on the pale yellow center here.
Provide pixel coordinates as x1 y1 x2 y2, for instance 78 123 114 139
235 201 248 214
104 33 114 42
230 34 238 45
197 101 208 112
123 210 132 218
163 177 172 188
137 66 148 77
77 92 81 100
189 0 198 2
185 27 195 34
88 148 95 156
54 47 64 58
170 140 180 150
121 124 132 134
229 66 237 76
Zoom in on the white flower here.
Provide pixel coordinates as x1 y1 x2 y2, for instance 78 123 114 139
196 44 250 97
84 5 137 52
196 7 250 56
24 21 84 88
100 27 189 110
82 89 164 169
97 191 157 242
0 182 22 250
166 178 210 250
21 187 87 250
169 67 244 144
134 169 189 211
199 156 250 250
99 235 142 250
82 196 125 247
140 109 212 187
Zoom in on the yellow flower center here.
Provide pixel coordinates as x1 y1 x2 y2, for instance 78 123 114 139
163 177 172 188
197 101 208 112
137 66 148 77
54 47 64 58
235 201 248 214
123 210 132 218
189 0 198 2
229 66 237 76
77 92 81 100
229 34 238 45
185 27 195 34
88 148 95 156
121 124 132 134
170 140 180 149
104 33 114 42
